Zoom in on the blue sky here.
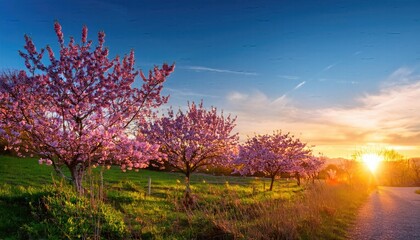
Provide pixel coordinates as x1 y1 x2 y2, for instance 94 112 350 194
2 0 420 158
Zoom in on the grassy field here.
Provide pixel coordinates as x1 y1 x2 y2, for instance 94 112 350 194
0 155 369 239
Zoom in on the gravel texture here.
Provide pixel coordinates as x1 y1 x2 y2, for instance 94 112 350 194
348 187 420 240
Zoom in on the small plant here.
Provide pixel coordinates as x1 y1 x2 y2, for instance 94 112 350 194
20 180 128 239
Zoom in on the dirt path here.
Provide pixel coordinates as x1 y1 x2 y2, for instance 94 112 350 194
348 187 420 240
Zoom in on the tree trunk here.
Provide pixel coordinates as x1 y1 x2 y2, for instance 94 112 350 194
296 172 301 186
415 170 420 185
269 176 275 191
70 164 85 194
183 172 194 206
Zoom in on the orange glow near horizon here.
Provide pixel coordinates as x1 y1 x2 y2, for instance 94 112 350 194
362 153 382 173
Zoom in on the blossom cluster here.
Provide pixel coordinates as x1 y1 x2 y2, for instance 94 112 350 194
235 131 324 179
0 22 174 182
143 101 239 176
38 158 53 165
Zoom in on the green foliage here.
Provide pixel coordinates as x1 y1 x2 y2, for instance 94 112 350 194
0 155 57 187
20 181 128 239
1 155 369 239
184 184 369 240
0 184 51 238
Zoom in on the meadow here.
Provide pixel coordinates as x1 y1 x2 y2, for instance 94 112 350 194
0 155 369 239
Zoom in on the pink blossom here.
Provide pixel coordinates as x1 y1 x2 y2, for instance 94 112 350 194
0 22 174 193
143 101 238 195
235 131 317 190
24 35 36 54
54 22 64 45
81 25 87 44
98 31 105 47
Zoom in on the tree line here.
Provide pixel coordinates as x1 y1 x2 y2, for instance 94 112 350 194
1 23 324 202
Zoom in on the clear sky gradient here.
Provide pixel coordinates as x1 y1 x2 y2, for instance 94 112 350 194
1 0 420 158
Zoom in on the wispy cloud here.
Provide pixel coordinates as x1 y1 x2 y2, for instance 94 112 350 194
293 81 306 90
272 94 287 105
226 91 292 120
317 78 359 84
278 75 300 80
227 91 248 101
225 69 420 158
383 67 416 87
166 88 218 98
184 66 258 76
321 80 420 145
323 63 336 71
336 80 359 84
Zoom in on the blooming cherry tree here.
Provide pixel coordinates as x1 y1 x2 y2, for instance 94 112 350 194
143 101 238 200
301 155 325 184
283 139 315 186
0 23 174 193
236 131 313 190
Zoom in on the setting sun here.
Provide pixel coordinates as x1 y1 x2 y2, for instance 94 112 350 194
362 153 382 173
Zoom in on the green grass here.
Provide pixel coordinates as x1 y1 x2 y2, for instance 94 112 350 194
0 155 368 239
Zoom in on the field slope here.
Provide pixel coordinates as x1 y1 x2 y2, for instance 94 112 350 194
0 155 368 239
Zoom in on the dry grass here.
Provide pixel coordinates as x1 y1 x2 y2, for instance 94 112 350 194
170 182 369 239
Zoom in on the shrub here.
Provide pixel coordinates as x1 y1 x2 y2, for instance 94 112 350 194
20 182 128 239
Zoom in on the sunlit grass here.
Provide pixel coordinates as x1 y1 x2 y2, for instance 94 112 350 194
0 155 300 238
0 155 369 239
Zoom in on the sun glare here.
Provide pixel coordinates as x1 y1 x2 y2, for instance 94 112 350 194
362 153 382 173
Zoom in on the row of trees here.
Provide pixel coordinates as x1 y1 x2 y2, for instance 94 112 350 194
377 150 420 186
322 150 420 187
0 23 324 199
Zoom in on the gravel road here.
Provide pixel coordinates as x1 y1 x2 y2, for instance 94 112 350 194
348 187 420 240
